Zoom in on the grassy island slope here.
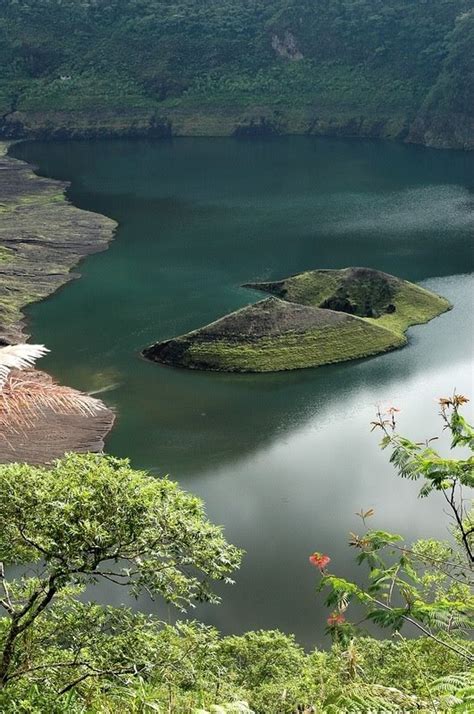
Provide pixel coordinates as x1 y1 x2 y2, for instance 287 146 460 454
144 269 451 373
143 297 406 373
244 267 452 336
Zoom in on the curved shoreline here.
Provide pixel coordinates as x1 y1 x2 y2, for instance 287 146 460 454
0 142 117 462
0 142 117 343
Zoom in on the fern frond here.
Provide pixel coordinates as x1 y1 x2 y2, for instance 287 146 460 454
324 683 426 712
432 672 474 694
431 673 474 711
0 344 49 389
422 608 472 632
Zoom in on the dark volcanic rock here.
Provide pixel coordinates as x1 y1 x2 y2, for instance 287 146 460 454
407 112 474 151
191 297 354 338
0 142 116 342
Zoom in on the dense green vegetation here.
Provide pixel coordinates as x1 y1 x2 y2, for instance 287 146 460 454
0 398 472 712
144 269 450 372
251 267 452 335
0 0 472 146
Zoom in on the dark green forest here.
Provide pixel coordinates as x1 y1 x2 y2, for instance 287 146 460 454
0 0 473 147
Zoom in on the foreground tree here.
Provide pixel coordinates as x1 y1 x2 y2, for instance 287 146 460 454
0 453 242 693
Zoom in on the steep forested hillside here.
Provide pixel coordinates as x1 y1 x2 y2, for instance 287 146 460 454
0 0 472 147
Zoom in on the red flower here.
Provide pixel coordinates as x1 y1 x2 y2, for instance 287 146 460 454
309 552 331 571
327 612 346 626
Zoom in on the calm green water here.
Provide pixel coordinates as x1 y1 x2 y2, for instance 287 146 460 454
11 137 474 646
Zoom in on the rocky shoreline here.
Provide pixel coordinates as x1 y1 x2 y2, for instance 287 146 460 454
0 142 117 343
0 142 116 461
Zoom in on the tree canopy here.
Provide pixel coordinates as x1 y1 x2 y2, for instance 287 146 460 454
0 453 242 691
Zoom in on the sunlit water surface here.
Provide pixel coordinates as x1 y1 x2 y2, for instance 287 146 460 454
11 137 474 646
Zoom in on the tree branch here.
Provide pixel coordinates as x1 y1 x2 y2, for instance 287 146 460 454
0 563 13 615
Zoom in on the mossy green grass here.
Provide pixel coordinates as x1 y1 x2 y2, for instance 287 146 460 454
246 267 452 336
181 319 405 373
144 268 451 373
364 281 451 336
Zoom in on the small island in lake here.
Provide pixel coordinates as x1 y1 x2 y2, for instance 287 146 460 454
143 267 451 373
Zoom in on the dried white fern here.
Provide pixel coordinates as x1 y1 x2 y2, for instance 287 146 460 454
0 343 107 433
0 373 107 431
0 344 49 389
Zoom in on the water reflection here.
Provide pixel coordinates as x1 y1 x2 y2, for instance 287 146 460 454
10 137 474 645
